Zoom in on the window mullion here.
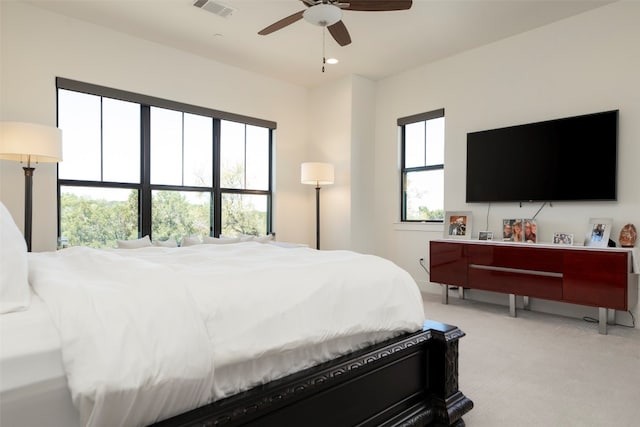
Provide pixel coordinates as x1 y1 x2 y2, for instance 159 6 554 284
243 125 248 189
213 118 222 237
141 105 152 238
100 97 104 181
181 113 185 187
423 121 427 167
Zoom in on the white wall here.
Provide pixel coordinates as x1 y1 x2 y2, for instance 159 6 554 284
350 76 376 254
307 75 376 253
0 1 310 251
373 1 640 323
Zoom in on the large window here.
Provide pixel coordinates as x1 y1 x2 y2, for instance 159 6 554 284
57 78 274 248
399 109 445 222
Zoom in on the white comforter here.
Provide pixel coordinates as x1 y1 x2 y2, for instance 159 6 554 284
28 242 424 427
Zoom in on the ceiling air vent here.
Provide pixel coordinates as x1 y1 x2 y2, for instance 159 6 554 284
193 0 235 18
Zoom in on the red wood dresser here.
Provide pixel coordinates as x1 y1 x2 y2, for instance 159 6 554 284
429 239 638 334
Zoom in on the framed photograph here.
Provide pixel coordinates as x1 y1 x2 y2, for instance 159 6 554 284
444 211 472 239
478 231 493 241
584 217 612 247
523 218 537 243
503 218 524 242
552 232 574 245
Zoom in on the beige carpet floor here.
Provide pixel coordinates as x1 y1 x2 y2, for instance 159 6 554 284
421 291 640 427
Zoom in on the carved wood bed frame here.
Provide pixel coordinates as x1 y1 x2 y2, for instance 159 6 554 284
153 320 473 427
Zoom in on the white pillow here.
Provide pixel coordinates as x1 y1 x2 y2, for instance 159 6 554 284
202 236 240 244
116 235 152 249
180 236 202 247
255 234 275 243
152 238 178 248
268 241 308 248
0 201 31 313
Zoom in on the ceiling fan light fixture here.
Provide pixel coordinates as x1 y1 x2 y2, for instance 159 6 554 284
303 4 342 27
326 58 339 65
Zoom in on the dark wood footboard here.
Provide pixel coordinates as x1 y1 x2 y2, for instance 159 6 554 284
153 320 473 427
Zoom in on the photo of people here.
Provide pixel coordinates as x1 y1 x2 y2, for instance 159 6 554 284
444 211 473 239
503 218 534 243
478 231 493 240
512 220 524 242
448 216 467 236
585 218 612 247
524 219 537 243
503 219 515 241
590 223 606 242
553 232 573 245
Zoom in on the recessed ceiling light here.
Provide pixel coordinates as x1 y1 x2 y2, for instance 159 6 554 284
326 58 339 65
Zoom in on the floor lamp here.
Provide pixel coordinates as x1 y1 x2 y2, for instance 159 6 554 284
0 122 63 252
301 162 334 250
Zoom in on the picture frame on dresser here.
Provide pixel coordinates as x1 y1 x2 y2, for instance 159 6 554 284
444 211 472 239
478 231 493 241
553 232 574 245
504 219 523 242
502 219 516 241
584 217 612 247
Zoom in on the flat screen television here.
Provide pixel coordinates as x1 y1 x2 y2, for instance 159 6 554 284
466 110 618 203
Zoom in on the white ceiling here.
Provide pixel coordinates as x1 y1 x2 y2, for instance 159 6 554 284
24 0 613 87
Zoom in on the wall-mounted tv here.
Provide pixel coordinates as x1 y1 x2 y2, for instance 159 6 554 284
466 110 618 203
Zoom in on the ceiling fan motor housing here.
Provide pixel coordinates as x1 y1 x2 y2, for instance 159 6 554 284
303 4 343 27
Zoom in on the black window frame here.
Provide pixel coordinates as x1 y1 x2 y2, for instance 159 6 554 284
56 77 275 243
399 108 445 223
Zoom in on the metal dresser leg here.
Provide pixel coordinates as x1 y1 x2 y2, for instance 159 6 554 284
598 307 608 335
509 294 517 317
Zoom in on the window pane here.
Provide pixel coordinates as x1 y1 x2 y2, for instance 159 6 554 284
245 125 269 190
59 186 138 248
103 98 140 183
425 117 445 166
221 193 267 236
152 190 210 242
151 107 182 185
58 90 101 180
404 170 444 221
184 113 213 187
404 121 425 168
220 120 246 189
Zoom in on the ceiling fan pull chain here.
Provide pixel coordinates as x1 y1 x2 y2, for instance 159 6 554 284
322 27 326 72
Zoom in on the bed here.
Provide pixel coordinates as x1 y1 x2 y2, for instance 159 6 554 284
0 202 473 427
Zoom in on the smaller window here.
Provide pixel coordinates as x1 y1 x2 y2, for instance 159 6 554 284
59 186 139 248
399 109 445 222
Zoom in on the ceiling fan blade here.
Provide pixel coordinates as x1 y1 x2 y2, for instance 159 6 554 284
328 20 351 46
344 0 412 11
258 10 305 35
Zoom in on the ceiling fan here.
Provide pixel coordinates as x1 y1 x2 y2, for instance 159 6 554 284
258 0 413 47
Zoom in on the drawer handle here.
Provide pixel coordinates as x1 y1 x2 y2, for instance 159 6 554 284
469 264 563 278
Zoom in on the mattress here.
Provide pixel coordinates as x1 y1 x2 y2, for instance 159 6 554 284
0 294 80 427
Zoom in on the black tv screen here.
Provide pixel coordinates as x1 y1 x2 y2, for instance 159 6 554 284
466 110 618 203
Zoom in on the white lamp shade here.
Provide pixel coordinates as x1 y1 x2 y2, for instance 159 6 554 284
0 121 63 163
301 162 334 186
303 4 342 27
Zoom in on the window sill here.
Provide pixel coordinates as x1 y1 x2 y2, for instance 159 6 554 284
393 222 444 232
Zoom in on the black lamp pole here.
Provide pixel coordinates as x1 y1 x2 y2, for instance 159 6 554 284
23 165 34 252
315 185 321 250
